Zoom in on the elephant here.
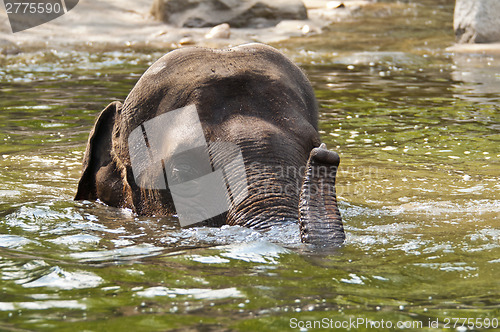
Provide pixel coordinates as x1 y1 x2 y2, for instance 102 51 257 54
75 43 345 246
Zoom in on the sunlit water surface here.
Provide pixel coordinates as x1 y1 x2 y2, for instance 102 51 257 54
0 1 499 330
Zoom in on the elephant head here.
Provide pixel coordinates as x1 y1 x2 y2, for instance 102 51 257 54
75 43 345 246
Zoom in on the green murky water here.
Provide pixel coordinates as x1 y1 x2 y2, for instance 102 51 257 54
1 1 499 331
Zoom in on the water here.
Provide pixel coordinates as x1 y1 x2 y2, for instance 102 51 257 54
1 1 499 330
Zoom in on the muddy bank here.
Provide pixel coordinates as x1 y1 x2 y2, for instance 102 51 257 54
0 0 372 53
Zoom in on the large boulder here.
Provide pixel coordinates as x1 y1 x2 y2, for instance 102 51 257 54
454 0 500 43
151 0 308 28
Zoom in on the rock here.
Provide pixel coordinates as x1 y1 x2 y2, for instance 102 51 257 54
308 0 364 23
326 1 345 10
151 0 308 28
454 0 500 43
275 20 320 37
205 23 231 39
301 24 311 35
179 36 195 45
0 39 21 55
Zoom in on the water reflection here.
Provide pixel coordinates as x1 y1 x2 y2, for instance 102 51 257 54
451 53 500 104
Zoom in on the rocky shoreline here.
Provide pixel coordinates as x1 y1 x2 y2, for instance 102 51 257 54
3 0 500 57
0 0 371 54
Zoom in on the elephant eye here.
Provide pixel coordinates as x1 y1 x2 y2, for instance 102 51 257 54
164 147 213 186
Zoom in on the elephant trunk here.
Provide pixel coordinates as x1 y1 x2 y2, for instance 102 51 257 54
298 144 345 246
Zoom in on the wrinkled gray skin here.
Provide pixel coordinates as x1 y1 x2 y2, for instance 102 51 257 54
75 43 345 246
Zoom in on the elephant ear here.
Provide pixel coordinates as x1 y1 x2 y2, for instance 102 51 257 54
75 101 124 206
